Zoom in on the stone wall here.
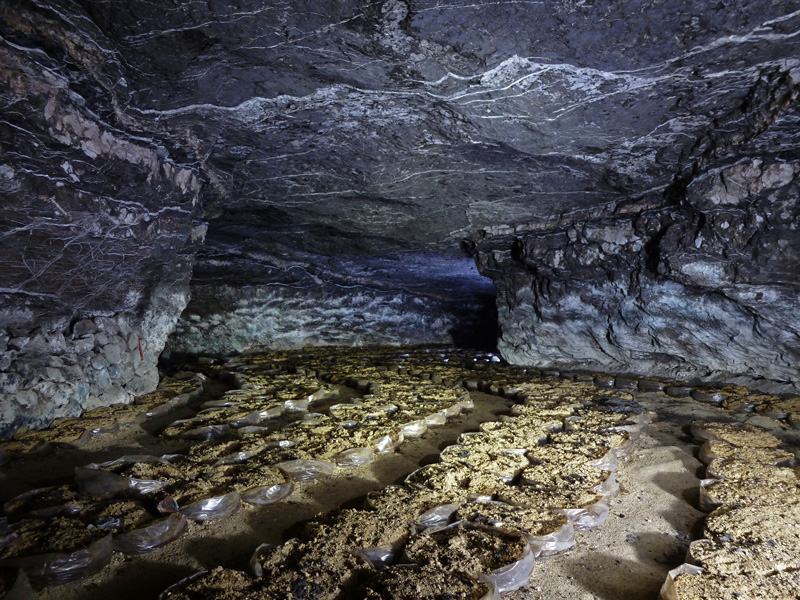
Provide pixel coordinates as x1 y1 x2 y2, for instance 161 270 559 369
472 154 800 392
166 283 496 357
0 2 203 437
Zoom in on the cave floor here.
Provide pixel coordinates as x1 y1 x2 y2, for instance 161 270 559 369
1 346 798 600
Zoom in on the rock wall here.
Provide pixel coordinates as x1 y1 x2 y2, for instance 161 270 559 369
472 154 800 392
167 283 494 356
0 3 204 436
167 253 497 356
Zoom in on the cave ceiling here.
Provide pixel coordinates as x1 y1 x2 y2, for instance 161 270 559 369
3 0 800 302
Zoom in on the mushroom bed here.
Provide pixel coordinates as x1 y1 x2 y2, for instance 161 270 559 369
0 346 798 599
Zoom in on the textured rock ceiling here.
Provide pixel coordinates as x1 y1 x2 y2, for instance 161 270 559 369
82 0 798 258
1 0 800 435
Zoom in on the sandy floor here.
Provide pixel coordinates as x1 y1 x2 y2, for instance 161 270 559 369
2 373 798 600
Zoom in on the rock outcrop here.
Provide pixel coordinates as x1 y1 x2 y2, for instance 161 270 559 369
0 3 204 435
471 91 800 390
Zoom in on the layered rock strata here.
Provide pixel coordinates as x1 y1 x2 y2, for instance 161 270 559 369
471 88 800 391
0 3 205 435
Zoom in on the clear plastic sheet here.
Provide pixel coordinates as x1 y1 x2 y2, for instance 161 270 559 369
4 487 56 517
614 438 635 458
157 570 208 600
689 422 716 442
145 394 191 419
697 479 722 512
333 447 374 468
5 570 36 600
697 441 717 465
424 412 447 427
230 408 283 428
249 542 273 577
284 398 310 412
372 431 404 453
441 404 462 419
416 504 461 531
556 502 610 532
594 473 620 501
456 397 475 412
354 544 397 567
275 459 335 482
85 455 168 470
112 514 188 554
75 467 166 498
214 450 261 466
181 424 230 441
400 420 428 437
691 389 726 405
587 449 618 472
74 467 131 498
659 563 704 600
234 426 271 436
199 399 241 410
479 581 501 600
339 420 359 431
180 492 240 522
478 541 535 594
0 533 113 586
241 482 294 505
525 521 575 556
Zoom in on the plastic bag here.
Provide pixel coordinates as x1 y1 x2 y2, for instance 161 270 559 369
614 438 635 458
441 404 462 419
525 521 575 556
416 504 461 531
478 541 535 594
284 398 309 412
180 492 241 522
241 482 293 505
339 420 359 430
401 420 428 437
214 450 261 466
424 412 447 427
588 449 618 472
594 473 620 501
556 502 610 532
372 431 404 453
354 545 397 567
0 533 113 586
75 467 166 498
85 454 168 470
4 570 36 600
181 424 230 441
333 447 374 468
249 543 273 577
697 441 718 465
697 479 722 512
659 563 704 600
230 409 283 428
235 426 270 436
112 514 188 554
199 399 241 410
691 389 726 405
276 459 335 482
145 394 191 419
158 570 208 600
75 467 130 498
